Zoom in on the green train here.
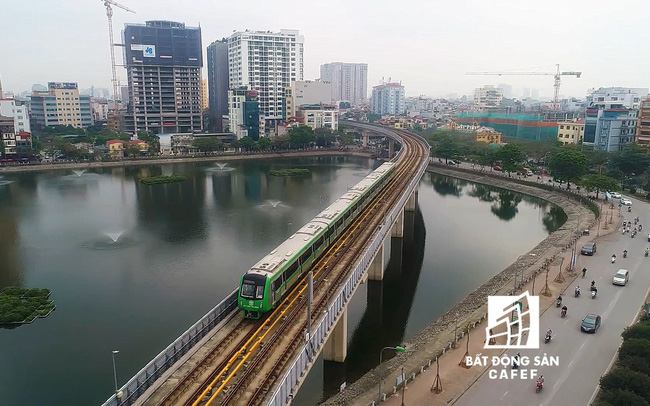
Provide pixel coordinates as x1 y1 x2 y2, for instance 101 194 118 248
238 162 396 319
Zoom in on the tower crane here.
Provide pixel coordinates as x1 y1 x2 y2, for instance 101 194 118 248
102 0 135 126
466 65 581 111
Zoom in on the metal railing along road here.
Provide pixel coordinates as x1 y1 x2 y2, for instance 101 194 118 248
100 289 238 406
268 129 430 406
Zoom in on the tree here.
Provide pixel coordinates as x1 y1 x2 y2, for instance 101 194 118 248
337 132 355 146
549 149 588 183
315 128 336 147
610 144 650 176
193 138 222 154
435 138 460 162
598 388 650 406
581 174 620 198
125 145 141 158
238 136 255 151
288 126 315 149
600 367 650 401
496 143 525 174
623 321 650 341
257 137 272 151
620 338 650 361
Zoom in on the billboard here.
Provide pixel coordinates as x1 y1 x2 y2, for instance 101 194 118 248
143 45 156 58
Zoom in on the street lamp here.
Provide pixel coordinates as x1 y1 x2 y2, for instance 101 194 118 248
112 350 123 401
379 346 406 402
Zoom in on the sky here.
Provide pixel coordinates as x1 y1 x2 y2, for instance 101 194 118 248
2 0 649 99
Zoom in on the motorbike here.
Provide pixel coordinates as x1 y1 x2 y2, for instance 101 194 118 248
556 298 562 307
624 251 628 258
574 288 581 298
612 256 617 263
536 380 543 393
629 206 632 212
582 268 587 278
544 333 552 344
632 232 636 238
561 309 567 318
591 288 597 299
645 250 649 257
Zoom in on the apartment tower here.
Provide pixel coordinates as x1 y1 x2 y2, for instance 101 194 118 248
320 62 368 107
227 29 304 134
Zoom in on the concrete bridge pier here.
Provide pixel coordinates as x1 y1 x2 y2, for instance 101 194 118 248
368 233 392 281
388 139 395 157
405 188 418 211
391 209 404 238
362 130 370 148
323 307 348 362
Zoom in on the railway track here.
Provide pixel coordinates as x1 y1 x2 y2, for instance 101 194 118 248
145 127 428 406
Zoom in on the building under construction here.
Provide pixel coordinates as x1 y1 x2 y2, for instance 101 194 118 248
455 112 562 142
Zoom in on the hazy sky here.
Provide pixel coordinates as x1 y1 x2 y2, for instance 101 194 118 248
2 0 649 99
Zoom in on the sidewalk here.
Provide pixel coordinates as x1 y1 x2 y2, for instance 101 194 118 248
380 204 619 406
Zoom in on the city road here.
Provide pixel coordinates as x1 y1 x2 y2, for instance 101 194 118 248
453 195 650 406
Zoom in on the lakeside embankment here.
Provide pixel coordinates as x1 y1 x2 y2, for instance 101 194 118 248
0 150 374 174
322 163 599 406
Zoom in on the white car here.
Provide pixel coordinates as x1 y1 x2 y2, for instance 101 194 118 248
613 269 629 286
621 198 632 206
609 192 621 199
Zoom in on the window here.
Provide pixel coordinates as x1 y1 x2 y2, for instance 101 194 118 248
314 236 324 250
300 247 312 264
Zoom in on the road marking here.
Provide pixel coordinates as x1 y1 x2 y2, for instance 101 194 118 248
579 342 586 351
568 359 574 368
501 391 508 399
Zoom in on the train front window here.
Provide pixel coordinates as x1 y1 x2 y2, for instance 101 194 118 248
241 282 256 299
241 274 266 300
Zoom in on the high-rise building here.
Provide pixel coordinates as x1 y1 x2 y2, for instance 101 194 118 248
206 39 229 132
0 75 3 98
0 99 31 133
228 87 260 140
123 20 203 134
285 80 332 119
30 82 93 129
473 85 503 110
227 29 304 132
636 97 650 145
371 83 405 115
320 62 368 107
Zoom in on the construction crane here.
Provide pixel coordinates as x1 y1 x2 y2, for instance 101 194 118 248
102 0 135 127
466 64 581 111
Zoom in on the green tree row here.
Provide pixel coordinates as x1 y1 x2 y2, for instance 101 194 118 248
593 316 650 406
424 128 650 198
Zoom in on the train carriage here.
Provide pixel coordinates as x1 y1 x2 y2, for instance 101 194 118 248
239 162 396 319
